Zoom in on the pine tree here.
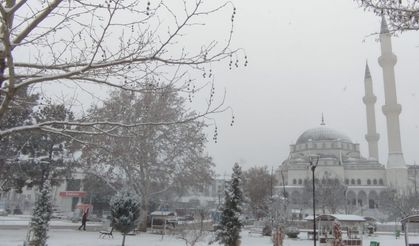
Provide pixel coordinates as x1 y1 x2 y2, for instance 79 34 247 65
110 189 141 246
214 163 244 246
28 180 52 246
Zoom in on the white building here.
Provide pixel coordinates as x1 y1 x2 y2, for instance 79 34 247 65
275 17 418 220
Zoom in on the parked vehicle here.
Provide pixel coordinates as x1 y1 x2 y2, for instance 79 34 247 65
0 208 8 216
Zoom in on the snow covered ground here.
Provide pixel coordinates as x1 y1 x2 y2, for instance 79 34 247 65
0 228 416 246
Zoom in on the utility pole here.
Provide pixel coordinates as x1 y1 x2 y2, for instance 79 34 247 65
309 155 320 246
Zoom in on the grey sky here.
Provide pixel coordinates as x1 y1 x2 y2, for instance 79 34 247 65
31 0 419 176
206 0 419 174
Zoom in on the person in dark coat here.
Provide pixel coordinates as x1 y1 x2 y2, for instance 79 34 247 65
78 208 89 231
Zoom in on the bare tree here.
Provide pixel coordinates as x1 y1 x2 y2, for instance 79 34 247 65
379 189 419 221
1 102 77 193
243 166 277 219
0 0 242 139
82 87 214 230
355 0 419 32
302 174 347 214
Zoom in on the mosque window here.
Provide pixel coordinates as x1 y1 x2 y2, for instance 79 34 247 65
293 179 297 185
345 179 349 185
367 179 371 185
373 179 377 185
369 199 377 209
298 179 302 185
357 179 361 185
351 179 355 185
379 179 384 185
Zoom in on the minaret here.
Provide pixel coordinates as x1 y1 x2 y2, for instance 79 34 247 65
363 62 380 161
378 16 408 190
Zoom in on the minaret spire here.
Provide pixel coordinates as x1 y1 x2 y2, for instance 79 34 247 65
363 61 380 160
320 113 325 126
380 15 389 34
378 17 407 189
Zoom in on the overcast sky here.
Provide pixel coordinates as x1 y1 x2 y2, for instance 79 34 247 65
205 0 419 175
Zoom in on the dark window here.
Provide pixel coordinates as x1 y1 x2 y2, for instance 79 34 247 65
379 179 384 185
367 179 371 185
298 179 302 185
351 179 355 185
357 179 361 185
373 179 377 185
345 179 349 185
293 179 297 185
369 199 376 209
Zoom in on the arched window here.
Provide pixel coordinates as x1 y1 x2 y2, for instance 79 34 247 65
379 179 384 185
293 179 297 185
357 179 361 185
367 179 371 185
369 199 376 209
351 179 355 185
373 179 377 185
345 179 349 185
298 179 302 185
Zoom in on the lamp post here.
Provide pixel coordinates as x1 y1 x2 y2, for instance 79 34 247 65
309 155 319 246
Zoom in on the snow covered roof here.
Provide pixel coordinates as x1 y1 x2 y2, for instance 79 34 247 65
305 214 366 222
150 211 176 217
401 215 419 224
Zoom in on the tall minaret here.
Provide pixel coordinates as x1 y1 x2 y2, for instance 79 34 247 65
378 16 408 190
363 62 380 161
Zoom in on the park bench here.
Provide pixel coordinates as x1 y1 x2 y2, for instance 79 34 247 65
99 227 113 238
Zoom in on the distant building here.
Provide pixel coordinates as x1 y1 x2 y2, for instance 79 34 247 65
275 17 418 220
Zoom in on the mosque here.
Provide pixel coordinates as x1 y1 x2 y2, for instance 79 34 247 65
275 17 418 220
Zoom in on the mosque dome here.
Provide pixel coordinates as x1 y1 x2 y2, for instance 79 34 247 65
296 125 352 144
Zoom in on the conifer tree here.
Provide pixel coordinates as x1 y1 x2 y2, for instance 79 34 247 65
110 189 141 246
29 180 52 246
214 163 244 246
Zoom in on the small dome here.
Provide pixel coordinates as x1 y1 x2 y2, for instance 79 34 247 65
296 126 352 144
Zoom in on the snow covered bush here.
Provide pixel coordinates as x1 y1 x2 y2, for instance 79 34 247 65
28 180 52 246
213 163 244 246
110 189 141 246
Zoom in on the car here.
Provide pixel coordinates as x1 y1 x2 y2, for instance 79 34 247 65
0 208 8 216
51 211 66 219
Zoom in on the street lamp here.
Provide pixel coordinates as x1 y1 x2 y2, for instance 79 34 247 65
309 155 319 246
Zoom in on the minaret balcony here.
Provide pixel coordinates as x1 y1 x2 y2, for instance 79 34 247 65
363 95 377 104
382 104 402 115
378 54 397 67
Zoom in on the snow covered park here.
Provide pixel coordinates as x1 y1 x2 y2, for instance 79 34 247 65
0 227 415 246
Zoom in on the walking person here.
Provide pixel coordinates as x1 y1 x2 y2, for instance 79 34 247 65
78 208 89 231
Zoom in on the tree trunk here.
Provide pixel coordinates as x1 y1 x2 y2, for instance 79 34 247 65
121 234 126 246
138 197 149 232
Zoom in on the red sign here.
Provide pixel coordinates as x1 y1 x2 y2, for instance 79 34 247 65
59 191 87 197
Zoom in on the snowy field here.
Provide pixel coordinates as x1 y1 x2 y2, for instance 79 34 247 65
0 228 416 246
